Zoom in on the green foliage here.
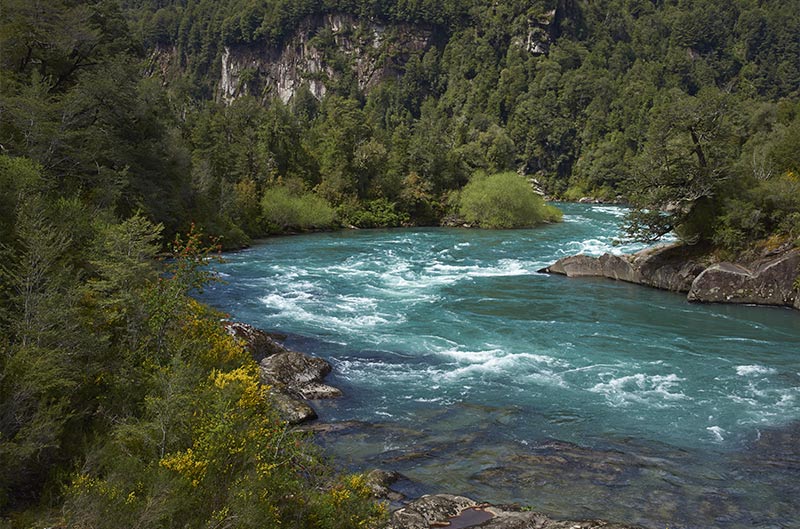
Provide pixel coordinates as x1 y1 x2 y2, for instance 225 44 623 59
261 185 338 232
337 198 410 228
624 87 741 243
458 172 562 229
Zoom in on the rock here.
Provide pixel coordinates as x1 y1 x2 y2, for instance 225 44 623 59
365 469 404 502
225 321 345 423
628 244 708 292
260 350 333 389
688 248 800 306
540 243 706 293
541 243 800 309
389 495 477 529
218 14 433 105
297 382 343 399
268 391 317 424
224 321 288 361
389 494 643 529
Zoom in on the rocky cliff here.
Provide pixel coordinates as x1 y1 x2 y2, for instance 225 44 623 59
218 14 434 104
540 244 800 310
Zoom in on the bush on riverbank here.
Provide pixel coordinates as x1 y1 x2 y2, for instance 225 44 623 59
337 198 410 228
458 172 563 228
261 185 337 232
0 213 385 527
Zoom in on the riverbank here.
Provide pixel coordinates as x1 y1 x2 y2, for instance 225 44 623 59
539 242 800 311
226 321 645 529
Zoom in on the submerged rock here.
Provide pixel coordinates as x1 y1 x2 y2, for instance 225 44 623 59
389 494 642 529
541 244 800 310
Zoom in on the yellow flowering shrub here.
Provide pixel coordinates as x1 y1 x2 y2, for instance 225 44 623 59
63 232 386 528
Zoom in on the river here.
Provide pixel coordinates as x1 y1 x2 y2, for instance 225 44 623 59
200 203 800 529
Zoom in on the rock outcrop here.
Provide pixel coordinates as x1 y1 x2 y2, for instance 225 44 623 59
218 14 433 104
225 321 341 423
687 248 800 306
260 350 343 400
389 494 642 529
541 244 800 310
224 321 288 361
540 244 708 293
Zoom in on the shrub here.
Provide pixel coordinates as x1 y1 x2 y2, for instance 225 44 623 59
261 186 337 232
336 198 410 228
458 172 563 228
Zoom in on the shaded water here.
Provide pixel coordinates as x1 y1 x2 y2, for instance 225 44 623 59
201 203 800 529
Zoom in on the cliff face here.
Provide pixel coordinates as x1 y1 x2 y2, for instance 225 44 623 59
217 14 434 104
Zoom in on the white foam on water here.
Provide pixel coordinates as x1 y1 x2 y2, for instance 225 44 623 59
336 295 378 313
736 365 777 376
440 351 568 380
437 348 506 363
258 293 399 333
526 370 569 388
706 426 726 442
589 373 687 407
590 205 628 217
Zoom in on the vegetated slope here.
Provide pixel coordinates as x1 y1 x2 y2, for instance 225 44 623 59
3 0 799 249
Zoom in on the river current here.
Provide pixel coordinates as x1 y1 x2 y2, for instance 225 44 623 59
201 203 800 529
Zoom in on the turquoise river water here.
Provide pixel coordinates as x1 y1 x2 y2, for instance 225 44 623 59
201 203 800 529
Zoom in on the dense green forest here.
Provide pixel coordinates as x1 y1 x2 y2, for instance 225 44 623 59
1 0 800 526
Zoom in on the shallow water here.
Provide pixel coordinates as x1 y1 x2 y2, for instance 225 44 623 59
201 203 800 529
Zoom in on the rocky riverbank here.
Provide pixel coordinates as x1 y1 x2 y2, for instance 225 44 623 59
388 494 641 529
539 243 800 310
225 321 646 528
225 321 342 423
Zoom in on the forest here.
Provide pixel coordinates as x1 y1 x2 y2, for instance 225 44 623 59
1 0 799 526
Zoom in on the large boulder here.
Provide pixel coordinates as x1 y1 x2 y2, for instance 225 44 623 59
389 494 642 529
260 350 342 399
268 391 317 424
542 243 800 310
688 248 800 306
225 321 343 423
631 244 708 292
540 244 706 293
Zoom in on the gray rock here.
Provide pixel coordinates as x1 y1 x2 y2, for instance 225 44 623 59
268 391 317 424
365 469 404 502
631 244 707 292
258 350 342 423
389 495 477 529
541 243 800 309
688 249 800 306
224 321 288 361
225 321 344 423
260 350 332 388
540 244 704 292
298 382 343 399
